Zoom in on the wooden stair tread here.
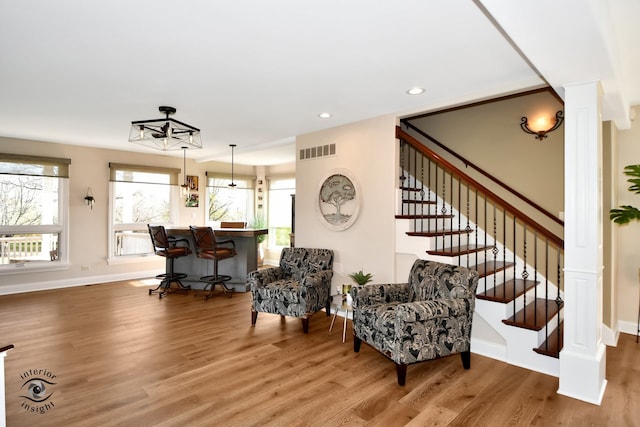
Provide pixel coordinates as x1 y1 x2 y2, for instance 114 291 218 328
502 298 562 331
476 279 538 303
427 244 493 257
402 199 437 205
470 261 514 278
534 322 563 358
395 214 454 219
406 230 470 237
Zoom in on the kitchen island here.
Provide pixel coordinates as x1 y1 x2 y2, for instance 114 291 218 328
165 227 268 292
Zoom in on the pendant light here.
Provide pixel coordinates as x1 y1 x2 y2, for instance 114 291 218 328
229 144 237 189
181 146 190 197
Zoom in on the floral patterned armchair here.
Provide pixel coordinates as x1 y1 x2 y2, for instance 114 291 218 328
351 259 479 385
248 248 334 333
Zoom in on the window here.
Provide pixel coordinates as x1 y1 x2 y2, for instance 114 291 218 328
0 153 70 271
267 177 295 248
109 163 180 259
206 172 254 225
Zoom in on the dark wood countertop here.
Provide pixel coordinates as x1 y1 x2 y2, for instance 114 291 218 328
166 227 268 238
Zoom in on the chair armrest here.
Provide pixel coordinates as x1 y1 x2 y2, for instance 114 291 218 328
351 283 410 309
167 236 190 248
247 266 286 288
395 298 474 323
301 270 333 289
216 239 236 250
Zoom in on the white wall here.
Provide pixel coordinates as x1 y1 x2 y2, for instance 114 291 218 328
295 115 398 290
614 107 640 334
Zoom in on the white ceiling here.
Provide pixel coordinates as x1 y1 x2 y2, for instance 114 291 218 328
1 0 638 166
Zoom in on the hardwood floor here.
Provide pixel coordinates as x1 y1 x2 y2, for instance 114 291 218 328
0 279 638 426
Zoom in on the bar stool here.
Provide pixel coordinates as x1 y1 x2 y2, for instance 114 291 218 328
147 224 192 298
189 226 237 299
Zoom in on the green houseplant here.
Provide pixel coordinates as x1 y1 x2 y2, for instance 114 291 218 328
610 165 640 224
250 214 267 244
348 269 373 286
250 214 267 266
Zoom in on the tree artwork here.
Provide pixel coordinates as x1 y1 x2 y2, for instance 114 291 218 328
319 174 356 225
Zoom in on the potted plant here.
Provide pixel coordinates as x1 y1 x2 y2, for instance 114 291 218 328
341 269 373 297
610 164 640 224
348 269 374 286
250 214 267 266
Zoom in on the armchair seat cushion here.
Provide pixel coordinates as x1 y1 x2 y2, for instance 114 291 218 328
252 279 305 316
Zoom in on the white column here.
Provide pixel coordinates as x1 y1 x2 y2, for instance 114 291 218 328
559 81 607 404
0 345 13 427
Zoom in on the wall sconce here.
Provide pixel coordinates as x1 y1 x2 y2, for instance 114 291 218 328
520 111 564 140
84 188 95 209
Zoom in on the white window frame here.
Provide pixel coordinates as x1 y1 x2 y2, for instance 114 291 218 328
0 154 70 275
107 163 180 264
205 172 255 227
266 176 295 249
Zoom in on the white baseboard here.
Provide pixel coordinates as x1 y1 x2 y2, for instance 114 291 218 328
470 337 507 362
0 270 160 296
617 319 639 337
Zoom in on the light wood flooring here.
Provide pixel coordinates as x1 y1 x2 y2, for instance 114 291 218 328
0 279 638 426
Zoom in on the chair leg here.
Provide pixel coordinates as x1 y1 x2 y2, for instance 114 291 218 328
301 317 309 333
251 310 258 326
353 336 361 352
396 363 407 386
461 351 471 369
326 296 331 316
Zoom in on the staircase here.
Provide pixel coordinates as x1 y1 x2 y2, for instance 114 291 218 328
395 126 564 377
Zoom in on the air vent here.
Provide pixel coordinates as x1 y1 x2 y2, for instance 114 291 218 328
299 143 336 160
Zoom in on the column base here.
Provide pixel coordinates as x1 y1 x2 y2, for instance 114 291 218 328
558 343 607 405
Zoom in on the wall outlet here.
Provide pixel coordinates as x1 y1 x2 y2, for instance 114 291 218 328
81 265 90 271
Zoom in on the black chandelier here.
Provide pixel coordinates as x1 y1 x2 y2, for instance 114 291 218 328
129 106 202 150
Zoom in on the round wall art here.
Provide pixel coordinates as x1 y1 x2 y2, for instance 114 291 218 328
317 169 361 231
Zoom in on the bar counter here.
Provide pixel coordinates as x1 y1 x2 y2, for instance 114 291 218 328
166 227 268 292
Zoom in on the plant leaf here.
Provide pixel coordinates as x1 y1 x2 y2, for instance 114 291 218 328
610 205 640 224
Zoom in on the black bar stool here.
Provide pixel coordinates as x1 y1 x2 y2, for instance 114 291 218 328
147 224 192 298
189 226 237 299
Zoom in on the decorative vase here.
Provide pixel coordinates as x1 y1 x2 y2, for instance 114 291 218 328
257 242 264 267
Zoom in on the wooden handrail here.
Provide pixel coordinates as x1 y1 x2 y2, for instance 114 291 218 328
401 121 564 227
397 126 564 249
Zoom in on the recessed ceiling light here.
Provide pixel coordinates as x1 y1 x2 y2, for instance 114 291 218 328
406 87 425 95
318 112 332 118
